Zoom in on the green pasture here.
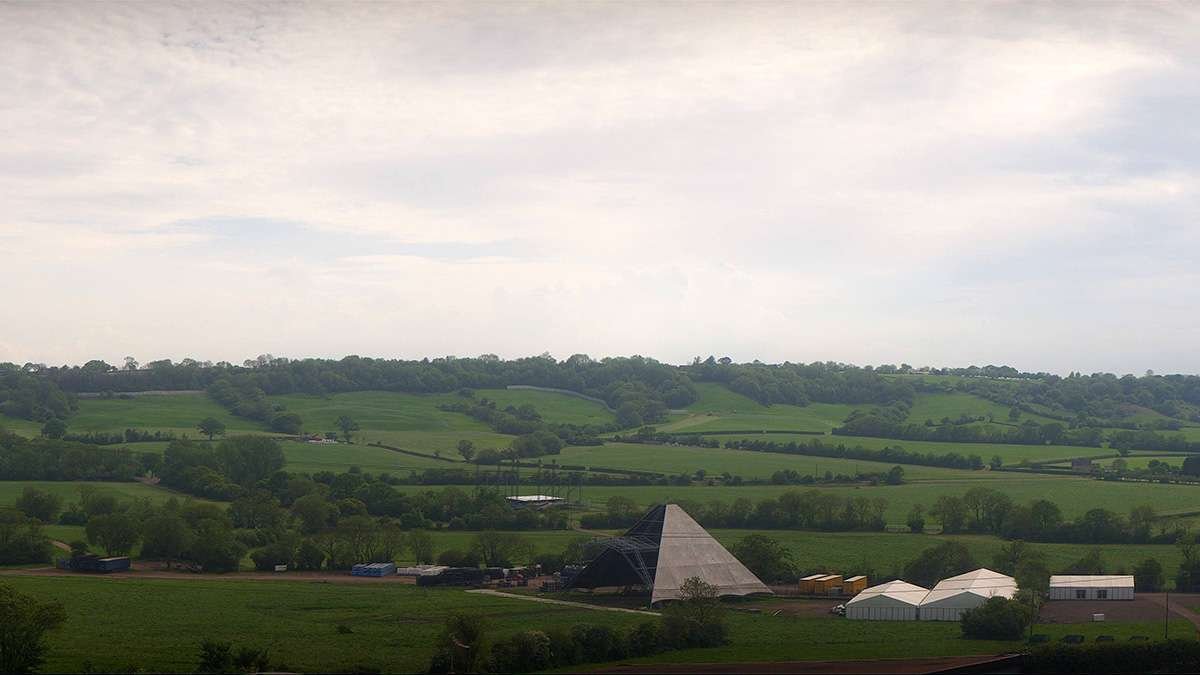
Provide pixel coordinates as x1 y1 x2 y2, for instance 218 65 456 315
474 388 615 426
282 440 461 475
70 395 261 436
559 442 1007 481
661 383 858 434
2 575 1186 673
904 392 1057 426
0 576 638 673
0 412 43 436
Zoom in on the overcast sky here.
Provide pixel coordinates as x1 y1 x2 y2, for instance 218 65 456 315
2 2 1198 374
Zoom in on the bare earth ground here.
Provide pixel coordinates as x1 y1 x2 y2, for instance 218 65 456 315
1037 597 1171 624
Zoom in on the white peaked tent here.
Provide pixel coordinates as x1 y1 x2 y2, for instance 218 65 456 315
919 568 1018 621
846 580 929 620
569 504 772 604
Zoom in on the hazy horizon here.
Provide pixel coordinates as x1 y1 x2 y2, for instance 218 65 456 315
3 2 1198 374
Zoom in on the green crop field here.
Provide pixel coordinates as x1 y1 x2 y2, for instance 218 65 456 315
0 575 1187 673
558 442 1010 481
70 395 263 435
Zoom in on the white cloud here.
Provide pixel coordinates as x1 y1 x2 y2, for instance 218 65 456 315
1 1 1199 372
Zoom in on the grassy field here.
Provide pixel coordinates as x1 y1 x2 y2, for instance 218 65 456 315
659 383 858 434
0 576 639 673
904 392 1058 426
558 442 1011 481
282 440 462 475
70 394 262 436
0 575 1189 673
474 388 615 426
0 412 44 436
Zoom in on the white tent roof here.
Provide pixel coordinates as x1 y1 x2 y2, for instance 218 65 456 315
921 568 1017 607
650 504 772 604
846 580 929 608
1050 575 1134 588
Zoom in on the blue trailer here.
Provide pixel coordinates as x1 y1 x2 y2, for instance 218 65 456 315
58 554 131 573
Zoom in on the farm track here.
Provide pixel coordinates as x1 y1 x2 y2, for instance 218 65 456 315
465 588 659 616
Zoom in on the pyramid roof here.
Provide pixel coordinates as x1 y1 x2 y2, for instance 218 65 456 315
568 504 772 604
846 580 929 608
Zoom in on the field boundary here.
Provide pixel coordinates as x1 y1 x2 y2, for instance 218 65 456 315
505 385 615 412
465 589 659 616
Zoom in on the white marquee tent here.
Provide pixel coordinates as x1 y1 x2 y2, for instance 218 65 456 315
1049 575 1134 601
845 580 930 621
918 568 1018 621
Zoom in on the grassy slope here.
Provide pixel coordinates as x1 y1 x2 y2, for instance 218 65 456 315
70 395 262 435
0 412 43 436
659 383 858 434
905 392 1057 426
728 433 1100 465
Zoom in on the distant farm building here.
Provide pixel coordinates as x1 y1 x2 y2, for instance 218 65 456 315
1049 575 1135 601
1071 458 1094 473
57 554 131 573
845 580 929 621
568 503 772 604
843 575 869 595
351 562 396 577
918 569 1017 621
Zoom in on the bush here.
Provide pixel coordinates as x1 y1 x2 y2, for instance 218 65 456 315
627 620 664 657
1026 640 1200 674
487 630 551 673
960 597 1031 640
14 488 62 523
729 534 794 583
661 577 728 648
570 624 626 662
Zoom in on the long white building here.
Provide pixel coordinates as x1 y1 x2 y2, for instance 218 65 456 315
1049 575 1135 600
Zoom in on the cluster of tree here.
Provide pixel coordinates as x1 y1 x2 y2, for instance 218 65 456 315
1109 429 1200 453
0 508 53 565
835 404 1105 448
682 357 914 407
429 577 727 673
939 370 1200 426
912 487 1171 545
206 378 303 433
60 428 176 445
959 596 1032 640
158 437 287 500
440 394 613 445
720 436 985 471
0 366 75 422
0 431 139 481
0 582 67 674
768 465 906 486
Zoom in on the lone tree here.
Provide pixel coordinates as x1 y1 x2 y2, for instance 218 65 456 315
40 418 67 440
0 582 67 674
456 440 476 463
336 416 360 444
196 417 226 441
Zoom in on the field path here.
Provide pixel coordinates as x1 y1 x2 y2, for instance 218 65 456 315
1144 593 1200 632
465 589 658 616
